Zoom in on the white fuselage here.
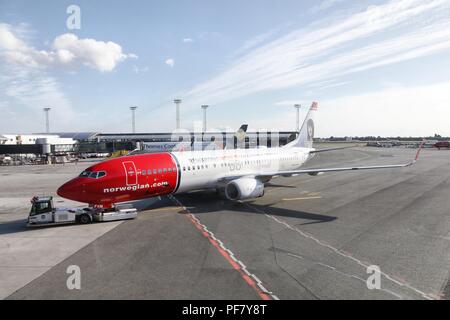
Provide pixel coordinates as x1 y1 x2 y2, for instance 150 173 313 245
172 146 313 193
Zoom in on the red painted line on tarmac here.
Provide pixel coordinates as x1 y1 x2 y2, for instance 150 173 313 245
169 195 276 300
184 212 272 300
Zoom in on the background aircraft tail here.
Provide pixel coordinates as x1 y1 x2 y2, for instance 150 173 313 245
284 102 318 148
238 124 248 133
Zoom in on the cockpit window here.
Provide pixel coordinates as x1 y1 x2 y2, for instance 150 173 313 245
79 171 91 177
97 171 106 178
79 170 106 179
89 172 98 179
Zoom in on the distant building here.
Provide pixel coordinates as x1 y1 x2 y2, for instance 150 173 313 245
91 131 297 149
0 130 298 158
0 134 61 145
0 134 77 158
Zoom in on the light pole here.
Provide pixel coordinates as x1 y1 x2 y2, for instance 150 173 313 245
294 104 301 132
201 105 209 132
43 107 51 133
130 106 138 133
174 99 182 129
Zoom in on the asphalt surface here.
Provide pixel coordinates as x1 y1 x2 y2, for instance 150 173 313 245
0 159 126 299
5 147 450 299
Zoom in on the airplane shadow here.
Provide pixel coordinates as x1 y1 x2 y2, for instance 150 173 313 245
119 197 170 211
264 182 297 189
0 218 31 235
0 188 335 236
0 218 88 235
173 190 336 226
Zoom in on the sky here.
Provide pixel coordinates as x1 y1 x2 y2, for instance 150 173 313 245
1 0 450 137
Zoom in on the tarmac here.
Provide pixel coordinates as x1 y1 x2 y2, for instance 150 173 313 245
1 147 449 299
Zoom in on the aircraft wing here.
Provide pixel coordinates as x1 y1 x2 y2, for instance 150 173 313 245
216 141 425 184
309 145 355 153
270 162 413 176
258 140 425 179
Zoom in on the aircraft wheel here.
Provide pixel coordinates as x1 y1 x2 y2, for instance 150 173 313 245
79 214 92 224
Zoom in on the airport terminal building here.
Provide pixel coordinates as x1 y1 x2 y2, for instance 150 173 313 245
0 130 298 164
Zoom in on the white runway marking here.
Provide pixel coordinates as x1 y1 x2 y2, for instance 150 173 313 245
286 252 403 299
242 201 435 300
282 196 322 201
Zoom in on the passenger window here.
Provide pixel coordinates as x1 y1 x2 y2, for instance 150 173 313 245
163 168 167 173
153 169 157 174
183 167 186 171
188 167 190 170
148 169 152 175
158 169 162 174
89 172 98 179
173 167 176 172
168 168 172 172
141 170 146 175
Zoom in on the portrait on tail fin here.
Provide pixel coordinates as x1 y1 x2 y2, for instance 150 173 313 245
284 101 317 149
307 119 314 142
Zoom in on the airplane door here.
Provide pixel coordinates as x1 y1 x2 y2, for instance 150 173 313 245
122 161 138 186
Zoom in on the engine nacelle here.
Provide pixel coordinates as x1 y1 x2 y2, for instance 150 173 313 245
224 178 264 200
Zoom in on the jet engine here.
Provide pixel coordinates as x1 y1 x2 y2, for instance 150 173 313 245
224 177 264 200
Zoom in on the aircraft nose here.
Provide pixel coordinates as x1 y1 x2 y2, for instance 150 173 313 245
57 179 84 201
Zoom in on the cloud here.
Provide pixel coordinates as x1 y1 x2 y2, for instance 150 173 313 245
181 0 450 109
0 23 28 51
0 23 76 132
232 81 450 137
165 58 175 67
308 0 349 14
232 28 281 58
317 81 450 137
52 33 136 71
0 63 76 132
0 23 136 72
132 65 149 74
182 38 194 43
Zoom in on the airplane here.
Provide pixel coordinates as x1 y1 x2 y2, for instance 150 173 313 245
57 102 424 209
433 141 449 150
